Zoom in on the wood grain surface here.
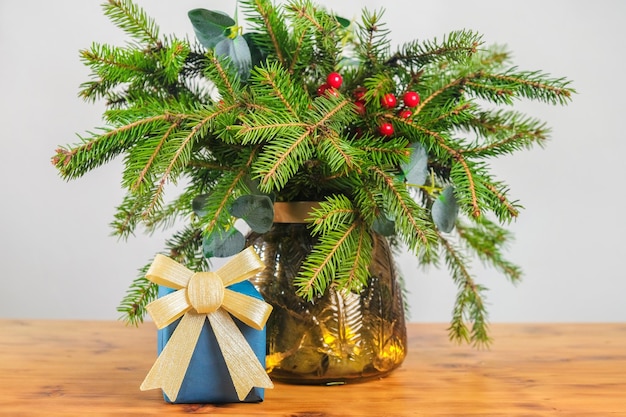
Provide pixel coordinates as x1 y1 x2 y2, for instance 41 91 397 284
0 320 624 416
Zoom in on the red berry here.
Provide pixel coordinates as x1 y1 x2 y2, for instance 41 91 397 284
379 122 394 136
318 83 339 98
317 83 330 96
354 100 366 115
399 109 412 119
353 87 366 100
327 87 340 98
403 91 420 107
326 72 343 89
381 93 397 109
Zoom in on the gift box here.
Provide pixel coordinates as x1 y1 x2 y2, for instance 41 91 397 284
140 248 274 404
157 281 267 403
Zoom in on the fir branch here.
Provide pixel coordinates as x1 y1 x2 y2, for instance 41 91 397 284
80 39 190 105
308 194 358 235
352 136 410 168
462 126 548 158
287 0 325 33
238 120 311 142
405 118 521 222
249 96 353 192
316 130 361 174
438 232 491 347
449 160 521 222
141 106 237 217
369 166 437 254
103 0 161 47
160 40 190 85
422 101 474 130
355 8 391 69
111 191 154 238
130 119 182 192
385 29 481 68
483 182 520 218
296 221 360 299
456 218 522 282
363 73 395 102
140 188 198 234
411 124 482 218
352 178 385 224
117 225 206 324
307 95 355 129
80 43 148 79
487 69 574 105
298 196 374 298
117 262 157 325
143 134 192 211
255 126 314 190
204 53 239 101
412 73 478 117
282 1 316 75
52 114 170 179
242 0 292 67
248 61 310 117
286 0 343 71
199 148 259 236
451 156 480 217
166 226 207 268
338 223 373 291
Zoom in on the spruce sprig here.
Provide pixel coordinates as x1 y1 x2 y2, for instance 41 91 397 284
103 0 161 46
385 29 482 70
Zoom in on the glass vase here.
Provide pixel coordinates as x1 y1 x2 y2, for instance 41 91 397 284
246 206 407 385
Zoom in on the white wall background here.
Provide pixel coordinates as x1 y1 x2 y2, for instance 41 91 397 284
1 0 624 323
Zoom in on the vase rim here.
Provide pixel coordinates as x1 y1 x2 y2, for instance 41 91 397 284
273 201 320 224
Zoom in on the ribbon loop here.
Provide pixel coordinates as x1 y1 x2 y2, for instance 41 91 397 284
140 247 274 402
146 254 194 289
222 289 272 330
145 288 190 329
216 248 266 286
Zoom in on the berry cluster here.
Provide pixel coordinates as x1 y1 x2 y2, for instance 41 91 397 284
317 72 343 97
317 71 421 138
378 91 420 136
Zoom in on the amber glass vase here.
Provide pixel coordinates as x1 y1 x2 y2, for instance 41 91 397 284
246 204 407 385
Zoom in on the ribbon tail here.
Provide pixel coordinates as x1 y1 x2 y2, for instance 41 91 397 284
140 313 205 402
207 309 274 401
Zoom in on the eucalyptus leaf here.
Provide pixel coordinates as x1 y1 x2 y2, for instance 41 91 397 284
372 214 395 236
334 15 351 28
229 195 274 233
243 33 267 68
432 186 459 233
243 176 263 195
192 193 210 217
202 228 245 258
188 9 234 49
243 176 276 201
214 36 252 80
401 142 429 187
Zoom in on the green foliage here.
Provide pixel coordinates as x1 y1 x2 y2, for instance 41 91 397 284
297 195 373 298
52 0 575 346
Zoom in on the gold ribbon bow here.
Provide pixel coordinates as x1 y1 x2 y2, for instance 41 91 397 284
140 247 274 401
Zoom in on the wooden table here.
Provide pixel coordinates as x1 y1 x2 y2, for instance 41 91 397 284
1 320 624 416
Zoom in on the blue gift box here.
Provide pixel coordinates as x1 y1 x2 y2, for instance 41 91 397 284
157 280 267 404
